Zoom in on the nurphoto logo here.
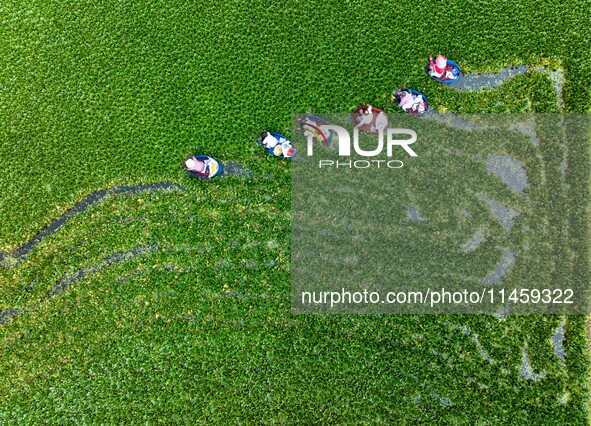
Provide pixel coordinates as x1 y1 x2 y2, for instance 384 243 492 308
297 110 418 169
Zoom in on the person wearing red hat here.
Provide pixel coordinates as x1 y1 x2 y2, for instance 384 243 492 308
428 55 448 79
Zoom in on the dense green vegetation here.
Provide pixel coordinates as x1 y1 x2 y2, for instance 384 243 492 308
0 0 589 423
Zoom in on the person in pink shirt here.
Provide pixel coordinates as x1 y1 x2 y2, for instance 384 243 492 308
185 155 222 178
428 55 448 79
396 90 427 114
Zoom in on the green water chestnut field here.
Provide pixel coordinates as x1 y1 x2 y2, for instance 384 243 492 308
0 0 590 423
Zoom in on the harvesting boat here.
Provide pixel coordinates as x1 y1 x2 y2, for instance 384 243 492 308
426 55 461 84
352 104 389 134
395 89 429 116
258 131 296 158
185 155 223 179
298 115 333 147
